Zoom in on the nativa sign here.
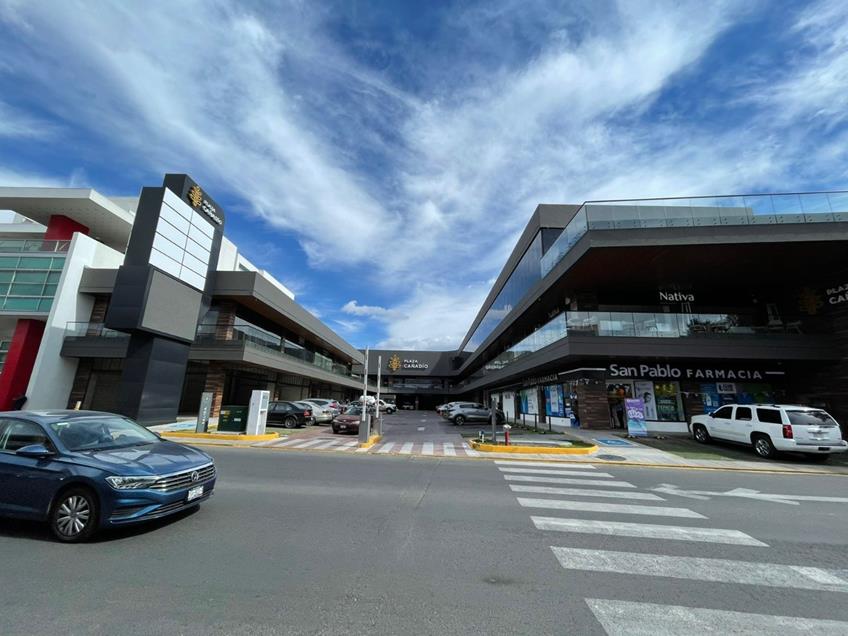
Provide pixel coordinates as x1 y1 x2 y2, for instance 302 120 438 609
608 363 764 381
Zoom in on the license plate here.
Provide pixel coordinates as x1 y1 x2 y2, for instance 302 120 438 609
340 424 347 429
187 485 204 501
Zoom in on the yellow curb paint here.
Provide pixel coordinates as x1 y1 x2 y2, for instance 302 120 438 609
358 434 382 449
470 441 598 455
162 431 279 442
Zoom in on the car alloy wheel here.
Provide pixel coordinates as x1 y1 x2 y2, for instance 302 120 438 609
284 416 298 429
51 488 97 543
693 425 710 443
454 415 465 425
753 436 775 459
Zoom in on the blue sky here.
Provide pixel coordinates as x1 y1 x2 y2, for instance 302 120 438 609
1 0 846 349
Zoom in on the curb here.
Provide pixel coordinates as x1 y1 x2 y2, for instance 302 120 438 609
162 431 279 442
358 434 382 449
470 440 598 455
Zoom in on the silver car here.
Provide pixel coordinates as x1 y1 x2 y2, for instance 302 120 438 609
442 402 505 426
297 400 335 424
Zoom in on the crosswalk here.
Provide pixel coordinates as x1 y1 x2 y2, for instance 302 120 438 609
493 459 848 634
266 435 480 457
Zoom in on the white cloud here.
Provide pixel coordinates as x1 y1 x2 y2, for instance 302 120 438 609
0 101 55 138
342 300 405 321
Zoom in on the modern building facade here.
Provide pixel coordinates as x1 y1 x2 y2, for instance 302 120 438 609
0 175 369 424
370 192 848 433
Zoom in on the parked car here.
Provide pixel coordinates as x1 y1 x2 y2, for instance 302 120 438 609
0 410 216 542
267 401 313 428
298 400 336 425
441 402 505 426
436 402 460 416
332 406 363 434
400 403 415 410
690 404 848 460
305 398 341 416
378 400 397 414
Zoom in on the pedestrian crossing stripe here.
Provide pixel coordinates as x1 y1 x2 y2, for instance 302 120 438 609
495 460 596 469
552 547 848 592
585 599 848 635
503 474 637 488
499 467 616 478
532 516 767 546
510 485 664 501
518 497 706 518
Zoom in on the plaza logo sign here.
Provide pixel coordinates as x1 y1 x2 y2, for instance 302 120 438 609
187 185 223 226
826 283 848 306
608 363 764 381
387 354 429 371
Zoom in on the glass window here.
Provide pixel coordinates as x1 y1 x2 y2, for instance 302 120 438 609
734 406 752 421
0 257 19 268
756 408 782 424
48 416 159 451
13 271 48 284
46 272 62 283
713 406 734 419
0 272 12 283
18 256 53 269
50 257 66 270
4 297 40 311
786 410 838 427
10 283 45 296
0 419 48 452
38 298 53 312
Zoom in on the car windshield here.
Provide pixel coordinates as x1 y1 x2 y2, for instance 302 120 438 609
49 416 160 451
786 410 838 427
345 406 362 415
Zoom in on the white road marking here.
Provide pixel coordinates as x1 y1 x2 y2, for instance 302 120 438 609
443 443 457 456
337 441 359 450
463 444 480 457
289 439 327 449
504 474 636 488
533 516 766 546
552 548 848 592
276 438 306 447
417 426 426 431
653 483 848 506
376 442 396 454
518 498 705 518
399 442 414 454
510 485 664 501
499 467 615 478
311 440 341 449
495 460 596 469
585 599 848 635
422 442 434 456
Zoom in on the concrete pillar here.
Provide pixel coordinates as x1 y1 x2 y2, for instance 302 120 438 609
0 319 46 410
203 361 226 418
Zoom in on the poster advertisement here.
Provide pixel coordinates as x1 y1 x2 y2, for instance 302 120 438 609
625 398 648 437
633 381 657 420
521 389 539 415
544 384 565 417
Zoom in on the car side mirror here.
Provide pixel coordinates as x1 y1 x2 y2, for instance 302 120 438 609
16 444 54 458
709 412 715 417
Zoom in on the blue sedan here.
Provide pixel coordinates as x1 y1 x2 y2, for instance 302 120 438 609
0 410 216 542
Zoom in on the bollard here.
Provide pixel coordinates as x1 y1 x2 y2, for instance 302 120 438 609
503 424 512 446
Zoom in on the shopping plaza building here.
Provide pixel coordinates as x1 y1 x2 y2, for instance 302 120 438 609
1 176 846 433
370 193 848 433
0 175 369 424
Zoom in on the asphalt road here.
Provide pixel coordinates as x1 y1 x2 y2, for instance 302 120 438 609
1 442 848 635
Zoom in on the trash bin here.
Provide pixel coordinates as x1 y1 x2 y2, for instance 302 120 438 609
218 405 249 432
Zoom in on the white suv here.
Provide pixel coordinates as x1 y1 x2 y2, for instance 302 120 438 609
690 404 847 460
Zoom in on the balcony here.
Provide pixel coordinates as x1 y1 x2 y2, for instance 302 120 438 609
64 321 355 380
541 192 848 277
0 239 71 254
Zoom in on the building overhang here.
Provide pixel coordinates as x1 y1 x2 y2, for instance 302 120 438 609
0 187 135 250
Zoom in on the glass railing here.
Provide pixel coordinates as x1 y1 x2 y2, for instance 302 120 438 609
64 322 128 339
479 309 810 378
0 239 71 253
195 322 354 378
541 192 848 276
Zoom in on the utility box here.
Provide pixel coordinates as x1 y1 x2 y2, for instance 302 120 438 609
246 390 270 435
218 405 248 432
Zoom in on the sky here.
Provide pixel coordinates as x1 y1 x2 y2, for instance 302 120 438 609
0 0 846 350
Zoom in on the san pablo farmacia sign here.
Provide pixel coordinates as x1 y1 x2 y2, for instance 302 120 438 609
608 362 765 381
387 354 429 372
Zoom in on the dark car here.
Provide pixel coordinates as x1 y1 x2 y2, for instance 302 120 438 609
332 406 363 434
267 401 313 428
0 410 215 543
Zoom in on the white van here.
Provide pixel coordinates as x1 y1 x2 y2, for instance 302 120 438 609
690 404 847 460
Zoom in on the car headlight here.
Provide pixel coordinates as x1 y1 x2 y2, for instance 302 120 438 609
106 475 159 490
